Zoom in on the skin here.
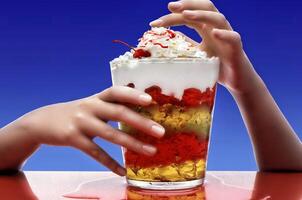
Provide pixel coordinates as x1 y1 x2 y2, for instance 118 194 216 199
0 87 165 176
0 0 301 175
150 0 302 171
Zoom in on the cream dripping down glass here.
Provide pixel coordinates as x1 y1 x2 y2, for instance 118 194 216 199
110 27 219 190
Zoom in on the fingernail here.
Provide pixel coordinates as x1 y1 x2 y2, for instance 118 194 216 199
139 94 152 104
169 2 182 10
212 28 218 34
151 125 165 137
117 167 126 176
149 19 163 27
183 10 196 18
142 145 157 155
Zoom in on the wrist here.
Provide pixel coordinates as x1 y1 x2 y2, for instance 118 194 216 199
229 73 268 106
231 72 265 96
0 117 40 170
227 52 267 98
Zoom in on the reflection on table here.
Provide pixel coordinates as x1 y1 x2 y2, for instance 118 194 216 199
0 171 301 200
0 172 37 200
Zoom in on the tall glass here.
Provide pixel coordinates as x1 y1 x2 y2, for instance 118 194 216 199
111 58 219 190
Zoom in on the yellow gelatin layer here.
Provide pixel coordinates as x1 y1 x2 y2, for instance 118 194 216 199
135 104 212 137
126 159 206 182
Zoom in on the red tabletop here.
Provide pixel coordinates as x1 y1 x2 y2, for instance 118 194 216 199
0 171 301 200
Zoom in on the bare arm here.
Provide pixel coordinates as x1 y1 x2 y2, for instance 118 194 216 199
151 0 302 171
231 64 302 171
0 123 39 172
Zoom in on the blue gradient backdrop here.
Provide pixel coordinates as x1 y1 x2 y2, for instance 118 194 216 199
0 0 301 171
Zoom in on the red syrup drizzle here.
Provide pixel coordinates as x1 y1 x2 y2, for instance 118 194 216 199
154 43 168 48
148 29 176 39
112 40 151 59
146 29 176 48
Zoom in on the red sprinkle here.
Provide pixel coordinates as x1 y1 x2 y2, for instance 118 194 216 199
167 30 176 38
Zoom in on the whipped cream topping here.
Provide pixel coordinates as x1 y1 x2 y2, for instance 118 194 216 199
136 27 205 58
110 27 220 98
110 27 217 68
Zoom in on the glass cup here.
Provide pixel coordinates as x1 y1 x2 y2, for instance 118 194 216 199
111 58 219 190
126 185 205 199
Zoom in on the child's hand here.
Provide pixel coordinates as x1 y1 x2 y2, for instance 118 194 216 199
9 86 165 175
150 0 261 94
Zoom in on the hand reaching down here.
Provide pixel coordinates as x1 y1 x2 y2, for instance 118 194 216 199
0 86 165 175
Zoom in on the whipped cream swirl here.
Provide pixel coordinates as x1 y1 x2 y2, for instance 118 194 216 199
136 27 206 58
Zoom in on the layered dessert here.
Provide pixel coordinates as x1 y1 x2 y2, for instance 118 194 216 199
110 27 219 189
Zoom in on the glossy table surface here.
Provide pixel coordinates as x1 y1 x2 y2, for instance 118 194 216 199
0 171 301 200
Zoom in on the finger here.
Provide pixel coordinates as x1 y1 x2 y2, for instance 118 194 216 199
182 10 232 30
175 31 199 46
95 101 165 138
72 135 126 176
168 0 218 13
150 11 231 31
98 86 152 106
80 118 158 156
150 13 203 29
212 29 242 50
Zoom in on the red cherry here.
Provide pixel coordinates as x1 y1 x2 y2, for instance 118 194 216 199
133 49 151 59
112 40 151 59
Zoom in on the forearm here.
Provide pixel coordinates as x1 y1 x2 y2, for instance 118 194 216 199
0 119 39 171
230 67 302 171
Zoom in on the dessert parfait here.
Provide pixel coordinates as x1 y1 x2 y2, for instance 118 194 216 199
110 27 219 190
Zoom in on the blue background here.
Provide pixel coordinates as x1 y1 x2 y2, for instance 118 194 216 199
0 0 301 171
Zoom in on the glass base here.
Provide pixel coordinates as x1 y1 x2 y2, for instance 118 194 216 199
127 178 204 190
